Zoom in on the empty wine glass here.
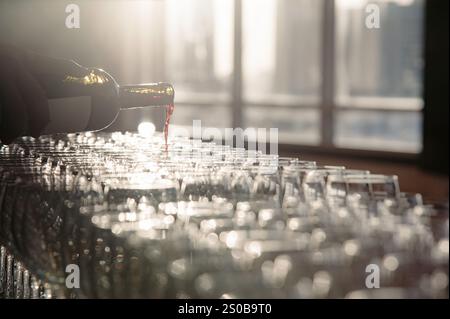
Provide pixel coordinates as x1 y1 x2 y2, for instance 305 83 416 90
0 132 448 299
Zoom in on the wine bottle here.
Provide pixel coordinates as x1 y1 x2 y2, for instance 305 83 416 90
32 61 174 134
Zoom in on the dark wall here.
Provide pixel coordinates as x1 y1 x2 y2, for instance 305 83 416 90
421 0 449 174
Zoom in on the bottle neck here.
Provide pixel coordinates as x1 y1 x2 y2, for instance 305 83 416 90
119 83 175 109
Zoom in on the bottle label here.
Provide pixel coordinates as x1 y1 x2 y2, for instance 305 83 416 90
43 96 92 134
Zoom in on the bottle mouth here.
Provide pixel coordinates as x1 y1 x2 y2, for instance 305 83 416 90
164 84 175 105
159 83 175 98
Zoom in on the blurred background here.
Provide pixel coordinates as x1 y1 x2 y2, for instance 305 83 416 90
0 0 448 201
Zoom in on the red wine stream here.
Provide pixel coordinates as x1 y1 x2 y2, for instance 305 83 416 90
163 103 175 151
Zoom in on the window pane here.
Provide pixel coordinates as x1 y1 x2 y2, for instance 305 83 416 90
244 107 320 145
242 0 323 102
165 0 233 99
336 0 424 100
335 110 422 153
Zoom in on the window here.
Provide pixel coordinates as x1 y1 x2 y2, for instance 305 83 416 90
166 0 424 154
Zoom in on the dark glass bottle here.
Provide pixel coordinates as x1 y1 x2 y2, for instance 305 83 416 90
35 62 174 133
